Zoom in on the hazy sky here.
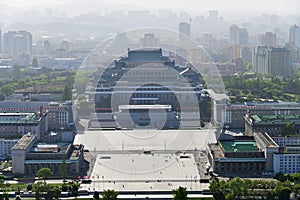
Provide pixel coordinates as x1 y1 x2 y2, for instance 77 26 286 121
0 0 299 14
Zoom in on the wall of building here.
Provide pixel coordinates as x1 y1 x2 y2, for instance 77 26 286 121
273 153 300 174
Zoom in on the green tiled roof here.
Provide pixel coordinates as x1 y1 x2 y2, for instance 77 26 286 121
221 141 258 152
0 112 42 124
251 114 300 125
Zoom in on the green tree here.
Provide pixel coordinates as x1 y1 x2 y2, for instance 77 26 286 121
172 186 187 200
209 178 225 200
60 157 67 182
294 184 300 195
278 187 292 200
52 186 61 200
93 191 100 199
227 177 248 198
27 184 33 191
11 65 22 81
0 83 16 96
282 122 296 136
61 84 72 101
102 189 118 200
32 57 39 68
37 168 53 183
33 182 49 200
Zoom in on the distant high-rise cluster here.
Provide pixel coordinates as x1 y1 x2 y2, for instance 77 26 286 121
179 22 191 37
252 46 291 77
258 32 277 47
3 31 32 56
139 33 159 48
289 24 300 48
2 30 32 65
229 25 249 46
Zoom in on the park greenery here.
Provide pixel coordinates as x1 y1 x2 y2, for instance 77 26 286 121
0 65 92 102
209 172 300 200
2 64 300 104
172 186 188 200
223 69 300 103
37 168 53 183
101 189 118 200
0 66 75 101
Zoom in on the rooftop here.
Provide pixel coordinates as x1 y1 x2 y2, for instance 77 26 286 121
32 142 69 153
220 141 258 152
0 112 44 124
12 134 36 150
251 114 300 125
121 49 168 63
119 104 171 110
254 132 278 148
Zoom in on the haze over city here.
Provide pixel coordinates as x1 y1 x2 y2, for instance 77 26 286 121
0 0 300 199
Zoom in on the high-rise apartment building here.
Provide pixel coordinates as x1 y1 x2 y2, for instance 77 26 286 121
289 24 300 48
179 22 191 37
259 32 277 47
3 31 32 56
139 33 159 48
230 25 239 45
208 10 219 21
238 28 249 46
252 46 291 77
230 25 248 46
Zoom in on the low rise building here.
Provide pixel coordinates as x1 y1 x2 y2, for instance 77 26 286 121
0 101 74 131
0 110 48 140
272 136 300 147
0 138 18 159
12 134 37 174
245 114 300 137
224 102 300 129
273 145 300 174
253 132 279 172
39 57 82 70
12 134 84 177
207 133 266 177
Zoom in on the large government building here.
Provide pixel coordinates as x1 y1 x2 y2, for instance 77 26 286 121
88 48 206 129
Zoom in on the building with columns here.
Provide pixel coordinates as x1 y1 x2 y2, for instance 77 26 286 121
12 134 84 176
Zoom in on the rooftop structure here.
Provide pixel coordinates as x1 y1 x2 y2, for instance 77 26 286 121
220 141 258 152
207 133 267 177
0 101 74 134
12 134 37 151
0 110 48 140
12 134 84 176
223 102 300 129
245 114 300 136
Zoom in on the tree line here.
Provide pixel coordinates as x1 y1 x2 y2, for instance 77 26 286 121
223 70 300 103
209 173 300 200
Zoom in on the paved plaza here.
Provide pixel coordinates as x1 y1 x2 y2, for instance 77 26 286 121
74 129 217 151
74 129 217 192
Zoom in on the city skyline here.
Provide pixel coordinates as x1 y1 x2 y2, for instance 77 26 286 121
0 0 299 14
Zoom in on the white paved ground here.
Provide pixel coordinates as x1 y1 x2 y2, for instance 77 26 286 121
74 129 217 151
79 153 206 191
75 129 216 192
